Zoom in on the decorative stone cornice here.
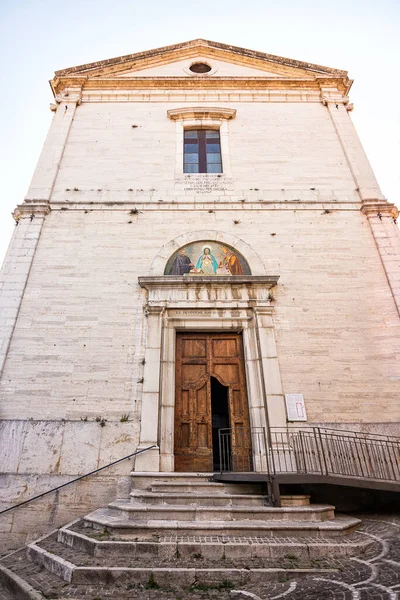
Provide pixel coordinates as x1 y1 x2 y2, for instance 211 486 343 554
139 276 279 308
50 40 352 96
56 77 348 94
13 202 51 221
139 276 279 288
361 200 399 220
54 39 349 78
320 95 350 106
167 107 236 121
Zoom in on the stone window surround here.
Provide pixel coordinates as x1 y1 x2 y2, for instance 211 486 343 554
133 231 286 473
182 60 218 77
167 107 236 178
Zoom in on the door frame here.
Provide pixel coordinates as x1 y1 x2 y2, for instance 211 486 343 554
135 276 286 473
174 331 252 472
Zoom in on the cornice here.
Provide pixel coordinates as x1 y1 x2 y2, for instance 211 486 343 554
167 107 236 121
52 76 349 95
139 275 280 289
50 40 352 97
54 39 348 78
13 202 51 221
361 200 399 220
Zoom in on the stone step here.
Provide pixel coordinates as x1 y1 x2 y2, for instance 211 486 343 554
281 495 310 507
130 472 214 491
150 481 264 495
59 520 372 560
83 508 360 538
105 500 335 522
131 490 268 507
27 537 341 586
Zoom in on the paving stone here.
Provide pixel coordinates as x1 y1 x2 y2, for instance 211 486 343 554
0 585 15 600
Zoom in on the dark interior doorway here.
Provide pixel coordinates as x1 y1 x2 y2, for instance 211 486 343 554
211 376 230 470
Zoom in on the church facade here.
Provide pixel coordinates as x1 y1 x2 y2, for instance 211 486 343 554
0 39 399 551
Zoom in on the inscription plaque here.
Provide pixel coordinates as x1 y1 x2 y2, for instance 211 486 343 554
175 175 234 193
285 394 307 422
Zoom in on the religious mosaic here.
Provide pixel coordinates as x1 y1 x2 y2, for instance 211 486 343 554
164 241 251 276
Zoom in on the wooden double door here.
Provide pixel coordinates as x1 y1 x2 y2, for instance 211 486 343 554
174 332 251 472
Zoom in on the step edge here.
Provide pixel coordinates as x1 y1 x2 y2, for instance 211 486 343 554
59 526 371 548
83 516 359 531
27 543 75 583
0 562 43 600
73 565 339 574
109 503 334 513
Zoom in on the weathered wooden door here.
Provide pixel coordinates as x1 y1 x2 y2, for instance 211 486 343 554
174 332 251 472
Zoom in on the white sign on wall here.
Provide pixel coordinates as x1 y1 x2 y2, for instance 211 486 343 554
285 394 307 422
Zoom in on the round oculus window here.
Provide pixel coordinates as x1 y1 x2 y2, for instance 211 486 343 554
189 62 212 74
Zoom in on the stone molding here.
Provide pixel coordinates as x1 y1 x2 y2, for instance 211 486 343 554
13 202 51 221
182 60 218 77
361 200 399 220
139 275 279 289
80 90 324 103
70 77 347 93
167 107 236 121
171 116 233 178
320 95 350 106
54 39 349 78
50 39 352 96
135 275 284 472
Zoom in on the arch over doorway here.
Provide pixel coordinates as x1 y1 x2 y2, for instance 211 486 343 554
149 230 265 276
165 240 251 276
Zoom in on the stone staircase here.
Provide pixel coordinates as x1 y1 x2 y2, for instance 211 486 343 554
78 473 356 539
21 473 370 587
0 473 374 598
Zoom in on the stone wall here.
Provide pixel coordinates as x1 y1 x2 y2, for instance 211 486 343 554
49 102 355 201
1 208 398 427
0 419 136 556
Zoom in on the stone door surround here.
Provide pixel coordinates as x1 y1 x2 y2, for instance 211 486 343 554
134 274 286 472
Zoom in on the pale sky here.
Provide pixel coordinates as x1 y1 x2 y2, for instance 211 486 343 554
1 0 399 266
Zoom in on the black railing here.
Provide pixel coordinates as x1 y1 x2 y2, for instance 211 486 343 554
0 445 156 516
270 427 400 482
218 427 269 473
218 426 400 484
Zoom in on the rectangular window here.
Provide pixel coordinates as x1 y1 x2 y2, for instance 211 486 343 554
184 129 222 174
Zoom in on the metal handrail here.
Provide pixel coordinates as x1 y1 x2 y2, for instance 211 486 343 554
0 445 156 516
269 427 400 483
217 425 400 484
271 426 400 442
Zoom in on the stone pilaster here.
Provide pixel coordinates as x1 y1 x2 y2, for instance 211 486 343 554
134 305 165 472
322 98 384 201
25 94 80 202
253 307 286 428
361 200 400 316
322 97 400 317
0 203 50 376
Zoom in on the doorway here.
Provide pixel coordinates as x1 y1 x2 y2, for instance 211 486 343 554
174 332 251 472
211 376 230 470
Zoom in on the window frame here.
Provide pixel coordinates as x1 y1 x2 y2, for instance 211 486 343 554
167 107 236 178
183 128 223 174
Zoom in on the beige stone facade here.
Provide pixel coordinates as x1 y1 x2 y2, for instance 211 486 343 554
0 39 399 552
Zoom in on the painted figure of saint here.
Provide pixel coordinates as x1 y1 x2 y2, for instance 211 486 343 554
195 245 219 274
169 248 194 275
219 246 244 275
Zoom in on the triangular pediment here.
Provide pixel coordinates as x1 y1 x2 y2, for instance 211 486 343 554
54 39 348 79
51 39 352 95
109 57 290 79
